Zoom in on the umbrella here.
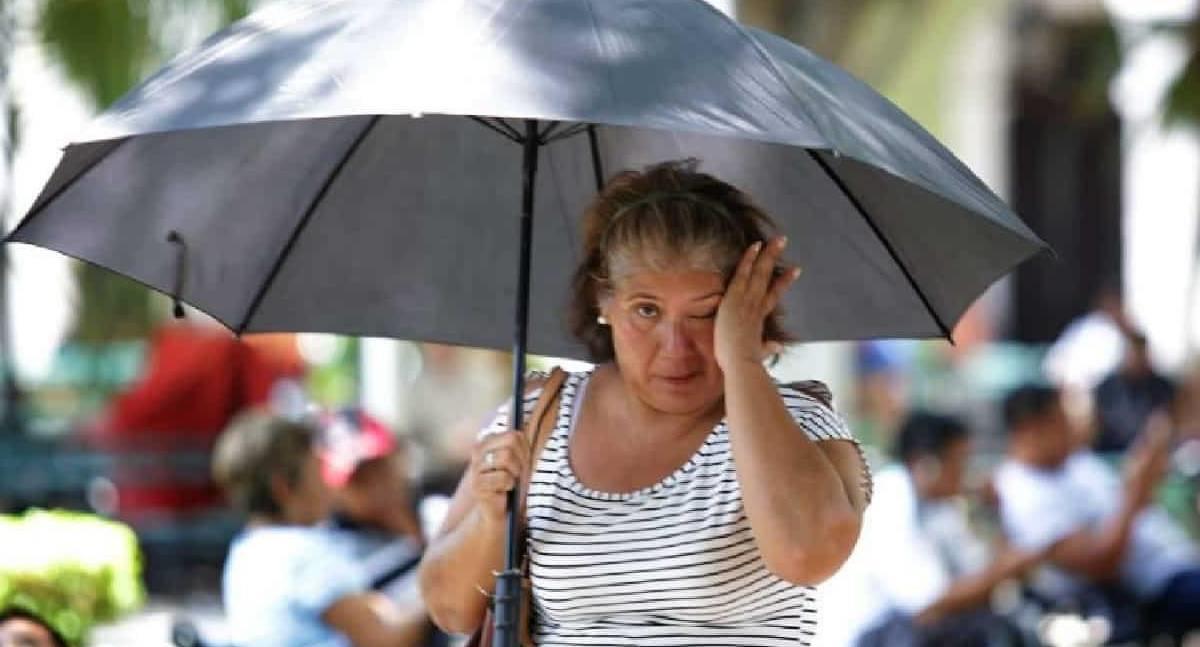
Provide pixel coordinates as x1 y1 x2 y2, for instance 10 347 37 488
7 0 1050 643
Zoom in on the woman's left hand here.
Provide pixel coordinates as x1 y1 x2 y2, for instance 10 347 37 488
714 236 800 371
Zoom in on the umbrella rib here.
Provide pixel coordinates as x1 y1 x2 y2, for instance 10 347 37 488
538 121 563 142
494 118 525 141
9 139 127 235
236 115 383 333
587 125 604 191
542 123 590 144
470 116 523 144
807 149 954 342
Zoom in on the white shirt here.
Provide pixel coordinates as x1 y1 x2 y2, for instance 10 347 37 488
994 452 1199 599
1043 312 1125 391
816 466 987 647
222 526 368 647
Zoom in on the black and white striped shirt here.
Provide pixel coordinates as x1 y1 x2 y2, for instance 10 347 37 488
486 369 867 646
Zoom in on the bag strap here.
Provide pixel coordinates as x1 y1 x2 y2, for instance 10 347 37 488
516 367 567 520
515 367 567 553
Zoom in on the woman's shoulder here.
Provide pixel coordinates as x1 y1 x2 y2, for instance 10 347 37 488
776 379 835 410
776 378 859 443
480 367 580 435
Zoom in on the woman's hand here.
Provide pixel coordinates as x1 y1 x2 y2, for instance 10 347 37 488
469 431 529 526
714 236 800 371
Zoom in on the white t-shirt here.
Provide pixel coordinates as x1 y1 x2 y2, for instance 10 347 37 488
816 466 987 647
223 525 368 647
1043 312 1125 391
994 452 1199 599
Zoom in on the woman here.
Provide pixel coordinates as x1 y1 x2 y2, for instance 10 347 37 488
213 411 429 647
418 160 872 646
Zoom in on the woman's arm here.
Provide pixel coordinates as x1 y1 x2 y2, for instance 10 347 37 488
724 359 868 586
715 237 868 586
416 378 545 634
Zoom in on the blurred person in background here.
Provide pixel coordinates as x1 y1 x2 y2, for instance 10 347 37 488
0 608 67 647
1043 282 1130 397
995 384 1200 642
406 344 509 499
86 322 305 521
852 341 911 450
1042 283 1132 449
319 408 448 646
1093 330 1176 453
213 410 428 647
830 412 1043 647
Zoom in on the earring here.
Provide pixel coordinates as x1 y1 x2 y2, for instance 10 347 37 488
596 314 609 325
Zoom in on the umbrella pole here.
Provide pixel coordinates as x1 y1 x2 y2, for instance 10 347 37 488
493 119 540 647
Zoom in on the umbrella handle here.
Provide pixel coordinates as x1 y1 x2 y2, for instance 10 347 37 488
166 230 187 319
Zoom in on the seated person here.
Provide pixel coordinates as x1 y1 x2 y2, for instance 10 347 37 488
994 384 1200 641
212 410 428 647
1093 331 1175 453
0 608 67 647
828 412 1044 646
319 409 427 609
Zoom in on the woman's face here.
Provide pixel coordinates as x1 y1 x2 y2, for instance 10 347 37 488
604 267 726 415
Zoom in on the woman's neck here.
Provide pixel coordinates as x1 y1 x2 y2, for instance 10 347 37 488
595 364 722 442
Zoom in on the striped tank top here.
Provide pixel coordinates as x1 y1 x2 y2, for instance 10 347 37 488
485 369 866 646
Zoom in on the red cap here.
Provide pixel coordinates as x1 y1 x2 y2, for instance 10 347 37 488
318 408 397 488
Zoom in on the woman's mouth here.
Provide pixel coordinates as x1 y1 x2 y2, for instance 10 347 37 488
658 372 698 385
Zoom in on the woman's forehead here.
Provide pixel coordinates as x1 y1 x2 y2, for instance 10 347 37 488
613 268 723 298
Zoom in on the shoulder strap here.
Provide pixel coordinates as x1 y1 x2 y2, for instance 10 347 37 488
518 367 568 518
516 367 567 524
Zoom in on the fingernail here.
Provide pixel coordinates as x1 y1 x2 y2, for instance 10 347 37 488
791 267 802 280
752 241 763 252
777 236 788 248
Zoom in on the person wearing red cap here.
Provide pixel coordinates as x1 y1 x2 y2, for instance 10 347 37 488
319 409 431 612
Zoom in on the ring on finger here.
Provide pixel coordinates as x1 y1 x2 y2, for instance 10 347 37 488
484 450 496 469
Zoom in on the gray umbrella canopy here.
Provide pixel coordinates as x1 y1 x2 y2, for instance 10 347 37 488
10 0 1046 360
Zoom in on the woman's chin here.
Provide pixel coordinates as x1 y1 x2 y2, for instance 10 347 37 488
645 377 721 414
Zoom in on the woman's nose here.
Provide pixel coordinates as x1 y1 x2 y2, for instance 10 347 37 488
660 319 694 356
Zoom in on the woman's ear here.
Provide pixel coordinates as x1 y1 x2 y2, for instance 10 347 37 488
595 294 612 325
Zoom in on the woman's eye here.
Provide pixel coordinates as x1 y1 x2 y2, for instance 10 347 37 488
692 309 718 320
635 304 659 319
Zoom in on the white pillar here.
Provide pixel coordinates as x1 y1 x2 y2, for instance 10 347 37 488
1107 0 1200 370
359 337 403 431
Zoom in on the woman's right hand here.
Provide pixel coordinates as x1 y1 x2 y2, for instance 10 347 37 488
470 430 529 525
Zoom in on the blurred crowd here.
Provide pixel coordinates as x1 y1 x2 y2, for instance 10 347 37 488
5 289 1200 647
819 290 1200 647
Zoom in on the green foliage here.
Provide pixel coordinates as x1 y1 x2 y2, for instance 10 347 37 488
1164 19 1200 126
0 510 144 647
739 0 993 138
38 1 158 109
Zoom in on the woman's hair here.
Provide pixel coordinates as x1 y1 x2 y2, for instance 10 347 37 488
568 159 789 361
212 410 315 517
891 411 969 464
